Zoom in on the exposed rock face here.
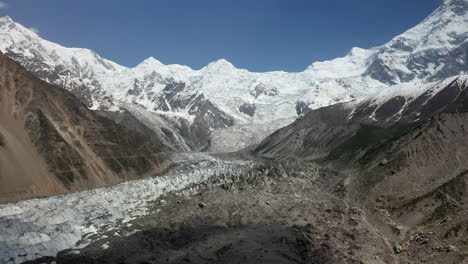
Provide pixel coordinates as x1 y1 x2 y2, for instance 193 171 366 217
152 81 235 150
239 103 256 117
0 53 170 203
249 83 279 99
364 58 399 85
295 101 312 116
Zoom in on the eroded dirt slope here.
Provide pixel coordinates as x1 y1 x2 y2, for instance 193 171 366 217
354 113 468 263
0 52 170 203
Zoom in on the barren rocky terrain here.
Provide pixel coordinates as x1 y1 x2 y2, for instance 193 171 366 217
23 161 395 264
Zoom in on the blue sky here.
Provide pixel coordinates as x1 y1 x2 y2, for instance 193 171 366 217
0 0 441 72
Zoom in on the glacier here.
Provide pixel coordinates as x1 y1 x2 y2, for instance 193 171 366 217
0 157 258 263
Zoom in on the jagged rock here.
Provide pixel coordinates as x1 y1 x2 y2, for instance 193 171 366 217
393 244 403 254
239 103 256 117
296 101 312 116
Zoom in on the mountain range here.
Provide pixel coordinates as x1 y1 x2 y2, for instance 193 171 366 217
0 0 466 153
1 0 468 263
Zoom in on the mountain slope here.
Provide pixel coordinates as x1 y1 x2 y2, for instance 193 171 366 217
254 76 468 159
0 0 467 151
252 74 468 263
0 52 170 203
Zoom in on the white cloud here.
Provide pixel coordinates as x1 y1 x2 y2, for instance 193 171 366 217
29 27 40 34
0 1 8 9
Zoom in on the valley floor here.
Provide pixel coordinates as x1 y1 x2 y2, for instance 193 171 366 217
1 153 467 264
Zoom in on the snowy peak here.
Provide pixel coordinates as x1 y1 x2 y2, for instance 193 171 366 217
0 15 41 39
304 47 375 79
0 16 27 34
134 56 193 73
359 0 468 85
202 59 237 73
346 47 372 57
443 0 468 7
0 15 123 73
0 15 13 26
134 57 238 76
136 57 165 68
304 0 468 85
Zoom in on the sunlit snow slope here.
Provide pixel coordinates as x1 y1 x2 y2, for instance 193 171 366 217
0 0 466 151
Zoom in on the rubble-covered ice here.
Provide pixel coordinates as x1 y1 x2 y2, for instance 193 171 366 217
0 158 254 263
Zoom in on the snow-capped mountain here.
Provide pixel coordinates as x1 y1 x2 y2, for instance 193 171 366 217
362 0 468 85
0 0 466 151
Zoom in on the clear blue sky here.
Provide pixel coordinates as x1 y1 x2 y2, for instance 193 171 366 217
0 0 442 72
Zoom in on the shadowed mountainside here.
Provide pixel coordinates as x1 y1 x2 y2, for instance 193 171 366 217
0 52 171 203
254 77 468 161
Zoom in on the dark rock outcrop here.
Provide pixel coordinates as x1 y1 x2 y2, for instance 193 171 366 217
153 81 235 151
239 103 256 117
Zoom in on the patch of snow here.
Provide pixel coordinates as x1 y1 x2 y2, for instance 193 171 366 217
100 244 109 250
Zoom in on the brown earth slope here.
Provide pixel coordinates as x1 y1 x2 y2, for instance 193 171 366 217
0 52 170 203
